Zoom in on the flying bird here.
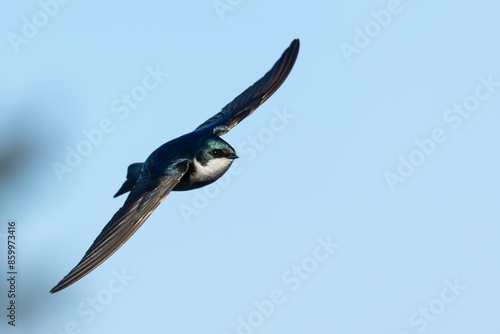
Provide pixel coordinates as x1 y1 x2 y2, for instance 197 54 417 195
51 39 300 293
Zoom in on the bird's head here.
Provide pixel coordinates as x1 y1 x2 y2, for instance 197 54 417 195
196 136 238 166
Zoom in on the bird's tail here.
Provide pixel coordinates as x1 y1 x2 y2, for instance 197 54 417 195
113 163 143 197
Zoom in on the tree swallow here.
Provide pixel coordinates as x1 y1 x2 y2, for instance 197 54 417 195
51 39 300 293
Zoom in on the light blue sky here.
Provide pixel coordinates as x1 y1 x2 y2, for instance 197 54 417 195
1 0 500 333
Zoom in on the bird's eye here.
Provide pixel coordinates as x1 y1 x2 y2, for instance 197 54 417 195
211 149 221 157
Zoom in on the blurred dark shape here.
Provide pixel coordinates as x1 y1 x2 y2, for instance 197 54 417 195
0 138 35 183
0 101 65 210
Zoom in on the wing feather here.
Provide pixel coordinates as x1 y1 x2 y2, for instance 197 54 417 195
50 161 189 293
195 39 299 136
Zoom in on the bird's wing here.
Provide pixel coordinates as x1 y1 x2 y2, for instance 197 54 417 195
194 39 299 136
50 160 190 293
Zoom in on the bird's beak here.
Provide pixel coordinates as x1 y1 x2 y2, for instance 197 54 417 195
227 154 239 160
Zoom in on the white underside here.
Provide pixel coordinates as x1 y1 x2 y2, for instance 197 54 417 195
191 157 233 183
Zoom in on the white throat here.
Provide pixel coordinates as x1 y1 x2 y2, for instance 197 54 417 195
191 157 233 183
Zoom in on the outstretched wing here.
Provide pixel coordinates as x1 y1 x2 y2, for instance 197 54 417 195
195 39 299 136
50 160 190 293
